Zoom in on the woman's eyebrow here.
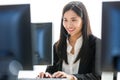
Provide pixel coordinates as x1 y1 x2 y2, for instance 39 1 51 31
71 17 77 19
63 16 77 20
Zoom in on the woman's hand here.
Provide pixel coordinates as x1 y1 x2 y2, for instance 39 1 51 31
37 72 52 78
52 71 77 80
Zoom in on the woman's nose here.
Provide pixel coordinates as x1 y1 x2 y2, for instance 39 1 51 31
67 21 73 28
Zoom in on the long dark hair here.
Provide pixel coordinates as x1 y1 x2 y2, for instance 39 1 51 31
56 1 92 64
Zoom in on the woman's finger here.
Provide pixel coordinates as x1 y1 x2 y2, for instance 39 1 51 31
45 72 52 78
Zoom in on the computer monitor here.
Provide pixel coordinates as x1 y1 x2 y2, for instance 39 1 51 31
101 1 120 71
31 22 53 65
0 4 32 80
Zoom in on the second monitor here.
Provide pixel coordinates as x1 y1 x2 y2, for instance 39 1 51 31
101 1 120 71
31 22 53 65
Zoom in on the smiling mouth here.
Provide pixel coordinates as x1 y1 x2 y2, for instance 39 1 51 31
68 29 74 33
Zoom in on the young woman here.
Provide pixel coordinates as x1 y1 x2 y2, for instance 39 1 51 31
38 1 101 80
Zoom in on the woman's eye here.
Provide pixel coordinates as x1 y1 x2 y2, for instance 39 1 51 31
72 19 76 21
63 19 67 22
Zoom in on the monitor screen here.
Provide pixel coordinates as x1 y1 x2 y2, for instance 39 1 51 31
31 23 53 65
101 1 120 71
0 4 32 80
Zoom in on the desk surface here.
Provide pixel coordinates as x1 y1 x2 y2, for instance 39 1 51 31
18 65 47 79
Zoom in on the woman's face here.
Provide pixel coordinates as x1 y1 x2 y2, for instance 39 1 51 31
63 10 83 37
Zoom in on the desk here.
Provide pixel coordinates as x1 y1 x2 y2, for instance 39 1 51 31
101 72 113 80
117 72 120 80
101 72 120 80
18 65 47 79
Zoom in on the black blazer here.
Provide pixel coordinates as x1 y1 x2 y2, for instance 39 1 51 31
46 35 101 80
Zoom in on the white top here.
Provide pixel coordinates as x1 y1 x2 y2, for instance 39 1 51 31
62 36 83 74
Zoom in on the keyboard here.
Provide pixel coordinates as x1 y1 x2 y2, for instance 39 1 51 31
18 78 68 80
